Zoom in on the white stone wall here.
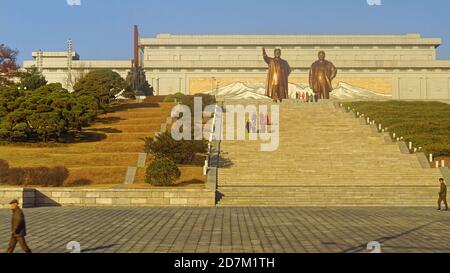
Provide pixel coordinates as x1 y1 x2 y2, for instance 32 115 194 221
141 33 450 98
23 57 132 91
394 75 450 100
23 33 450 99
0 188 35 208
0 187 216 208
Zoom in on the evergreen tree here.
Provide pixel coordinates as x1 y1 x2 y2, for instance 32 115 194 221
19 66 47 90
73 69 132 105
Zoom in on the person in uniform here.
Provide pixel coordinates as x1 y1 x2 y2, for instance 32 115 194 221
438 178 448 211
7 199 32 253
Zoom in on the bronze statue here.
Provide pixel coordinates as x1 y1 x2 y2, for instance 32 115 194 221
309 51 337 100
263 48 291 102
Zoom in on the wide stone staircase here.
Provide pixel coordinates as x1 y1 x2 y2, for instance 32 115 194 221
217 100 442 206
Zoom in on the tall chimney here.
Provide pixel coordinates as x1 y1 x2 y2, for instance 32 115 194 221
134 25 139 68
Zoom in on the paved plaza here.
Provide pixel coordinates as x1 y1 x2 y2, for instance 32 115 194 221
0 207 449 253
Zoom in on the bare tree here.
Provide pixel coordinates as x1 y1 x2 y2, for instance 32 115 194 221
0 44 19 86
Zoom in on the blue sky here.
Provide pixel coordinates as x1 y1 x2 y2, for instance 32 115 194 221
1 0 450 64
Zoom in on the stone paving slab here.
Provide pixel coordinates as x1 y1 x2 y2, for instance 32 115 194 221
0 207 449 253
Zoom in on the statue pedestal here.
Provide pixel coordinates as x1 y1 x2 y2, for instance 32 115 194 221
126 66 153 96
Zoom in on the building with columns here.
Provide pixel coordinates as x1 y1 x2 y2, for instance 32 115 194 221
23 33 450 100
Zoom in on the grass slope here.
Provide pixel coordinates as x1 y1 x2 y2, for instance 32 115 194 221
344 101 450 157
0 101 206 188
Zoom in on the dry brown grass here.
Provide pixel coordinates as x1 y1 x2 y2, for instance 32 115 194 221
0 102 180 187
435 156 450 169
67 167 128 184
101 133 154 143
88 124 162 133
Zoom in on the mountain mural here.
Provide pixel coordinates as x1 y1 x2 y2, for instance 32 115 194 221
205 82 391 100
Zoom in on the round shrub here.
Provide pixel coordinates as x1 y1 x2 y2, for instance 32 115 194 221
145 158 181 186
163 92 185 103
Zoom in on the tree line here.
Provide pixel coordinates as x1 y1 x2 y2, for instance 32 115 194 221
0 44 135 142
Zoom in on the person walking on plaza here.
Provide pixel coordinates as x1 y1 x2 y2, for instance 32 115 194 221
438 178 448 211
7 199 32 253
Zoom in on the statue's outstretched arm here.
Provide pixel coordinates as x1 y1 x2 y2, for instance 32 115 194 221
262 48 271 64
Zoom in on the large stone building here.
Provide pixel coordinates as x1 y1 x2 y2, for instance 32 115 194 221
23 33 450 99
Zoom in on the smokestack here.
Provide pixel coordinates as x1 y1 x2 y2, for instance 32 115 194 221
134 25 139 68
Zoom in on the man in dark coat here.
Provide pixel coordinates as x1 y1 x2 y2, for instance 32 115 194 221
7 199 32 253
309 51 337 101
438 178 448 211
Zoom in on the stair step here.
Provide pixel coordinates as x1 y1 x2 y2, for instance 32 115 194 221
217 100 440 206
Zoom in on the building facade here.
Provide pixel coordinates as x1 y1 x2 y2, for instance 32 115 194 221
24 33 450 100
23 51 132 90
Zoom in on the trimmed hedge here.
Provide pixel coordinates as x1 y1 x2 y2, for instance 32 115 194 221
0 159 69 187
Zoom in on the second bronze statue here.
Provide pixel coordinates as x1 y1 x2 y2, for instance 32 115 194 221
309 51 337 101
